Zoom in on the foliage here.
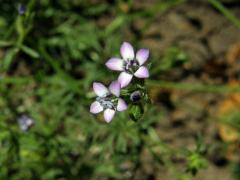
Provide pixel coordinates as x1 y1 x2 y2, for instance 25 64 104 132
0 0 239 179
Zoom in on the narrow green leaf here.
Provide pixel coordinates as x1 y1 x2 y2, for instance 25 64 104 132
116 135 127 153
0 40 13 47
1 48 19 70
105 15 126 35
21 45 40 58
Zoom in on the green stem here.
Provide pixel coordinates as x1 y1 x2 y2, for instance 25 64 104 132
208 0 240 29
146 80 240 93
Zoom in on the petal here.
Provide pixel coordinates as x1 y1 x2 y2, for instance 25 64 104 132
90 101 103 114
93 82 109 97
105 58 124 71
109 81 121 97
134 66 149 78
136 48 149 65
104 109 115 123
120 42 134 60
117 98 127 111
118 72 133 88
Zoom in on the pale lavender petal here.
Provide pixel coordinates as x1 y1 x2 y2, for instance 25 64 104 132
120 42 134 60
17 115 34 132
134 66 149 78
105 58 124 71
93 82 109 97
136 48 149 65
117 98 127 111
109 81 121 97
90 101 103 114
104 109 115 123
118 72 133 88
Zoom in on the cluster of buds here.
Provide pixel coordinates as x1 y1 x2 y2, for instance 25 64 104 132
90 42 150 123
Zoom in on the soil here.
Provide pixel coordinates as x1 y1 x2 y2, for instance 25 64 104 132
131 1 240 179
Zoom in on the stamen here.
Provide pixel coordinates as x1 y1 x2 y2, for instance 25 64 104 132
96 96 116 110
124 59 139 74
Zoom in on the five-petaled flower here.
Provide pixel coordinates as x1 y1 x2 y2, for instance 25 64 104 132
90 81 127 123
17 115 34 132
106 42 149 88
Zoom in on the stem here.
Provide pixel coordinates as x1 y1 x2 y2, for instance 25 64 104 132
146 80 240 93
208 0 240 29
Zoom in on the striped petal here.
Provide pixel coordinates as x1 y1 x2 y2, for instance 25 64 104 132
93 82 109 97
120 42 134 60
118 72 133 88
109 81 121 97
104 109 115 123
105 58 124 71
90 101 103 114
134 66 149 78
117 98 127 111
136 49 149 65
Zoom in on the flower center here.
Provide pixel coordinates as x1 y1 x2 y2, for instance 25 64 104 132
124 59 139 74
96 96 117 110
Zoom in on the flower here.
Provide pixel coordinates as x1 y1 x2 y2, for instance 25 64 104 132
17 115 34 131
18 4 26 15
90 81 127 123
106 42 149 88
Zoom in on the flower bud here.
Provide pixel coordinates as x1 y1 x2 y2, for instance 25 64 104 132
18 4 26 15
130 91 141 102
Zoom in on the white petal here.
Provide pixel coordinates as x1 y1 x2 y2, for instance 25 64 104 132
118 72 133 88
117 98 127 111
109 81 121 97
105 58 124 71
90 101 103 114
104 109 115 123
134 66 149 78
120 42 134 60
136 48 149 65
93 82 109 97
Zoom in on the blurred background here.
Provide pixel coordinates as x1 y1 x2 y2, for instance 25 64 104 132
0 0 240 179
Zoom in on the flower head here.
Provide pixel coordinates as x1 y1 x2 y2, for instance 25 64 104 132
17 115 34 132
90 81 127 123
18 4 26 15
106 42 149 88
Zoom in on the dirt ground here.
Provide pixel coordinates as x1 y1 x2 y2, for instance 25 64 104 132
131 1 240 179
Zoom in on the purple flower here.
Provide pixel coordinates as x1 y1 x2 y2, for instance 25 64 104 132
106 42 150 88
17 115 34 131
90 81 127 123
18 4 26 15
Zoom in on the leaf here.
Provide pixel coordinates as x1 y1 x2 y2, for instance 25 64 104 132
129 104 144 122
42 169 63 179
16 16 24 37
148 128 160 143
96 163 119 177
1 47 18 70
116 134 127 153
0 40 13 47
186 153 208 176
105 15 126 35
21 45 40 58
